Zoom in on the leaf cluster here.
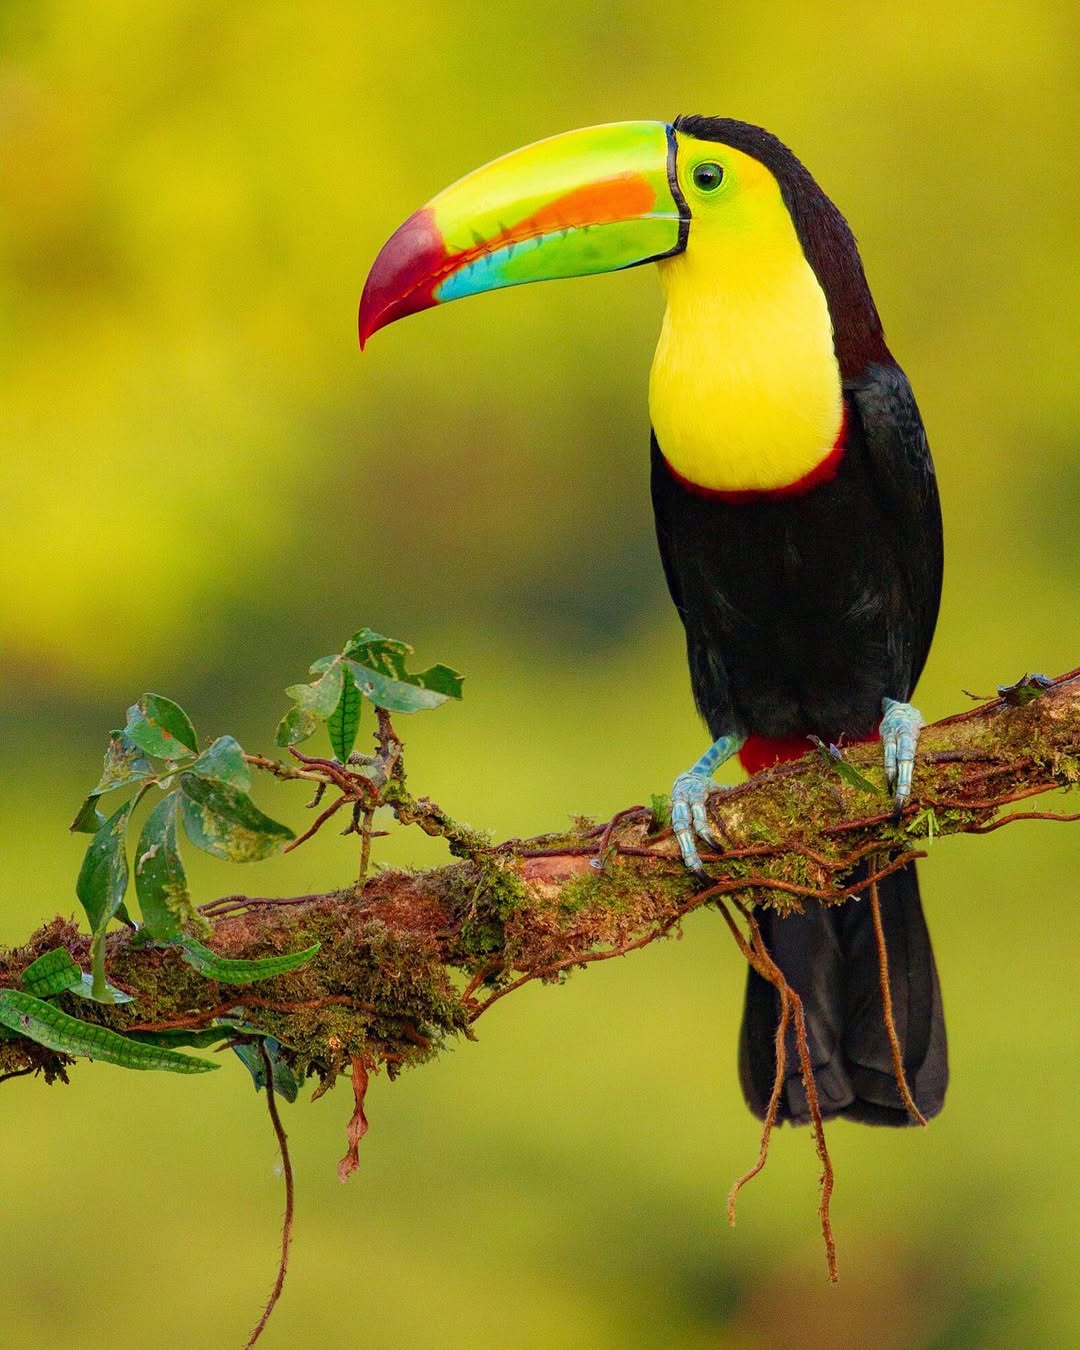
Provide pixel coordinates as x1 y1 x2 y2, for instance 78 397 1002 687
70 694 296 1002
275 627 463 760
1 629 463 1088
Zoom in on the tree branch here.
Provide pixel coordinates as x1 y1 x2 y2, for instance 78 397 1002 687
1 670 1076 1094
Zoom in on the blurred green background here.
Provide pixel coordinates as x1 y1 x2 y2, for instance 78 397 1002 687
2 2 1078 1346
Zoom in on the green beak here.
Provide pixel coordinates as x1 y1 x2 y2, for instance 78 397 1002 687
359 120 687 346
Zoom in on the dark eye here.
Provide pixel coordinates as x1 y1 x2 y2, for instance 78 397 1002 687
691 162 724 192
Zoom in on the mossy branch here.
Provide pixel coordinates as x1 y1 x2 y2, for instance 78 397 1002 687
2 670 1077 1096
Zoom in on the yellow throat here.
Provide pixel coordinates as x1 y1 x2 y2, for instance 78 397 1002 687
649 139 844 495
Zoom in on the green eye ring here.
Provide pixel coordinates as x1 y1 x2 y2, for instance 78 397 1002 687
691 161 725 192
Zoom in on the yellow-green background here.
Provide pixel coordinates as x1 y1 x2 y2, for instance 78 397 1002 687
2 3 1077 1346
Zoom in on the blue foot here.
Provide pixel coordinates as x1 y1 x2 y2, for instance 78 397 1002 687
880 698 924 809
671 733 744 873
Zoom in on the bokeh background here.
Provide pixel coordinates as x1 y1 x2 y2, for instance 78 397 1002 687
2 3 1078 1346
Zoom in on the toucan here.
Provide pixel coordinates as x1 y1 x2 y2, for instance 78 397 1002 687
359 117 947 1126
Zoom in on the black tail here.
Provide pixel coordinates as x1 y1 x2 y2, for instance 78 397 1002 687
738 862 948 1125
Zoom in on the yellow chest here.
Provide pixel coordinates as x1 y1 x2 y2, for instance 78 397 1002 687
648 233 844 494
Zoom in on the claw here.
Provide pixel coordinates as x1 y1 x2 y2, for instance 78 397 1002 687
670 733 745 872
880 698 924 810
672 771 711 871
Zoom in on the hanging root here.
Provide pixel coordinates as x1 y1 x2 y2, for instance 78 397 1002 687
868 874 927 1127
244 1043 295 1349
716 896 838 1283
723 901 788 1231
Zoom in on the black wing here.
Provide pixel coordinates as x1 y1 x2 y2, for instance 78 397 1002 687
845 362 943 694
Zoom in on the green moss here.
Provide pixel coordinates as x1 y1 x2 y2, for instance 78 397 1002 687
445 856 531 965
1052 753 1079 785
557 857 696 917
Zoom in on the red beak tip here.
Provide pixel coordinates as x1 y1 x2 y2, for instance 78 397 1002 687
357 303 380 350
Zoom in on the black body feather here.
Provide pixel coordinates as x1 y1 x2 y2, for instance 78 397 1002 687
654 119 947 1124
651 367 942 743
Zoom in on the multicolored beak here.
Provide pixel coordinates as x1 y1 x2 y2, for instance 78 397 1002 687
359 121 688 347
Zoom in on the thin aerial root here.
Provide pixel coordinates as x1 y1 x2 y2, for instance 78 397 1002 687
727 975 790 1225
737 900 838 1283
786 985 838 1282
283 792 348 852
868 875 927 1127
244 1042 295 1348
967 808 1080 834
594 804 650 865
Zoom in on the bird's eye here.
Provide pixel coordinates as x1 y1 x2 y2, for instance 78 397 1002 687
691 162 725 192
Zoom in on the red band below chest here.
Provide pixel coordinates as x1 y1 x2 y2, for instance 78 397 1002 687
666 406 848 504
738 724 880 775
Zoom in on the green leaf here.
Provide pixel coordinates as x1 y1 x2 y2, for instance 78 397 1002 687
231 1037 300 1102
76 800 135 932
906 807 940 845
176 935 320 984
341 628 464 713
67 974 133 1004
134 793 192 941
21 948 82 998
20 953 130 1008
327 665 362 761
809 738 883 796
0 991 217 1073
76 797 139 1000
190 735 250 791
70 794 107 835
178 773 294 862
91 730 156 794
286 659 344 718
125 694 198 761
275 704 319 748
344 657 463 714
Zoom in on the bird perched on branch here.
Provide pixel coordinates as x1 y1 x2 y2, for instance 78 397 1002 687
359 116 947 1126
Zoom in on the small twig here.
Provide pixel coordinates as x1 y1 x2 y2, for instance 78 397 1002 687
244 753 327 785
243 1042 294 1349
198 893 331 918
375 707 404 775
357 806 376 883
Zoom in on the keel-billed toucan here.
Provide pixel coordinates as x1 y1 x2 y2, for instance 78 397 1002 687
360 117 947 1125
